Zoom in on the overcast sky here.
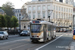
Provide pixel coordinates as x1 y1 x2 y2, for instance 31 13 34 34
0 0 75 9
0 0 32 9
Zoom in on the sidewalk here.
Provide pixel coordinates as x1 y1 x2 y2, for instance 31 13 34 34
8 35 19 37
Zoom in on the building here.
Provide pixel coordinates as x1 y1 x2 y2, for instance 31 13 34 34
20 5 30 30
0 9 6 15
25 0 73 27
13 9 24 20
21 19 30 30
73 7 75 30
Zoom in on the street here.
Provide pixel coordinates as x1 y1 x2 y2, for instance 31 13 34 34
0 32 73 50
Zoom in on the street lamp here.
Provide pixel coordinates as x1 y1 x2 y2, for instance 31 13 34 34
48 10 53 22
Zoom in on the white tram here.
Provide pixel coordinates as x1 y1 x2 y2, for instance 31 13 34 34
30 19 56 42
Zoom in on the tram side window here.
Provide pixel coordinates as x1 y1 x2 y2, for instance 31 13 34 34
48 25 51 31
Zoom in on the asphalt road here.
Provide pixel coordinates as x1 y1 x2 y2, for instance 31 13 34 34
0 32 73 50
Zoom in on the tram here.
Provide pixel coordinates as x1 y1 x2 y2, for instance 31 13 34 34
30 19 56 42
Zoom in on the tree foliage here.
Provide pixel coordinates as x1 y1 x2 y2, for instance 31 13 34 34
0 15 18 29
1 2 14 17
0 15 6 27
4 15 11 28
11 16 18 28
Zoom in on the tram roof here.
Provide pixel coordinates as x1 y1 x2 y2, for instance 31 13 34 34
30 20 56 26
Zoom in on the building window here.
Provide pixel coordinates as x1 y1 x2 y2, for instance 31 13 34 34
17 14 18 16
38 12 40 18
53 12 55 18
38 6 40 10
71 9 72 13
56 6 58 10
33 6 35 10
61 7 63 11
64 8 65 12
19 14 21 16
28 6 31 11
43 6 45 10
39 0 45 1
47 5 50 10
54 5 55 10
66 0 68 4
33 13 35 19
66 8 67 12
28 13 31 19
43 12 45 18
59 7 60 11
48 11 51 16
18 10 19 13
59 0 63 2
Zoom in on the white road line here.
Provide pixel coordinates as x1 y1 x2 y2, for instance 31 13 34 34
0 39 29 45
35 35 63 50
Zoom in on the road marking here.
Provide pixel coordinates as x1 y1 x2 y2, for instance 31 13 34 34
9 43 30 50
35 35 63 50
0 39 29 45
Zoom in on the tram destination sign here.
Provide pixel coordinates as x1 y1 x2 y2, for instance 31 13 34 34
33 21 40 23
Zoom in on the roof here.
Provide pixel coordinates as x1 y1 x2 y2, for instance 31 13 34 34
0 9 4 13
30 20 56 26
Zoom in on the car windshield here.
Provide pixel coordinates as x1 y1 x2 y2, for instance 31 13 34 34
22 31 28 32
31 24 41 33
0 32 4 34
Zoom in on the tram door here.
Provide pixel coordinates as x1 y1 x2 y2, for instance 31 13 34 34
43 25 47 42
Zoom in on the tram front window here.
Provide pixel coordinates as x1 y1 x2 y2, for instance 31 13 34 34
31 24 41 33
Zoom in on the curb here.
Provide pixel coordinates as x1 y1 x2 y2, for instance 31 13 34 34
9 35 19 38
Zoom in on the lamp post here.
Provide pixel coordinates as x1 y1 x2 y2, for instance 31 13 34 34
48 10 53 22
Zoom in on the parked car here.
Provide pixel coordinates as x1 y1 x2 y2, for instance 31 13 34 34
0 31 8 40
20 30 30 36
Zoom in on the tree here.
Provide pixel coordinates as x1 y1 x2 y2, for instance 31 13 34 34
1 2 14 17
0 15 6 28
4 15 11 28
11 16 18 29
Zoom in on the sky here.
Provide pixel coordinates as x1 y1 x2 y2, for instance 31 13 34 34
0 0 32 9
0 0 75 9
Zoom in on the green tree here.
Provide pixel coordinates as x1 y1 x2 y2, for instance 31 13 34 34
0 15 6 28
11 16 18 29
4 15 11 28
1 2 14 17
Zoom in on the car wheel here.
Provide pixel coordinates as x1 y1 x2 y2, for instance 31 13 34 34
2 36 4 40
6 36 8 39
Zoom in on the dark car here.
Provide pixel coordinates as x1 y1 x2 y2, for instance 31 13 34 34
20 30 30 36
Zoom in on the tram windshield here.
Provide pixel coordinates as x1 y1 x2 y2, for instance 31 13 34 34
31 24 41 33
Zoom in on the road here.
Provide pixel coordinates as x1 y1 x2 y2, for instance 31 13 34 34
0 32 73 50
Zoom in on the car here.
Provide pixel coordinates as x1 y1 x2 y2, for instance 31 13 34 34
0 31 8 40
20 30 30 36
